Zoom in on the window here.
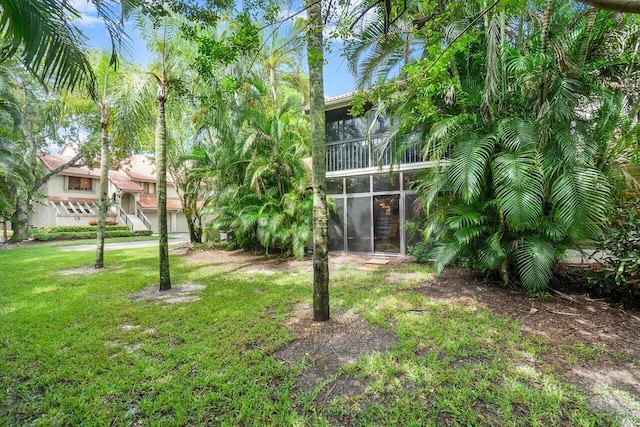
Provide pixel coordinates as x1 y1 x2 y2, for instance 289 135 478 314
68 176 92 191
143 182 155 195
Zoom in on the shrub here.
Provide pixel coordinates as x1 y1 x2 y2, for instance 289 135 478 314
585 197 640 305
408 241 438 264
32 227 153 241
38 225 129 234
88 220 118 226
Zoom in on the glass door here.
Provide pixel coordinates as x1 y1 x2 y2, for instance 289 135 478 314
373 194 400 253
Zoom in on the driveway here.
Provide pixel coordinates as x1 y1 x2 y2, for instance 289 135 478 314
61 233 191 251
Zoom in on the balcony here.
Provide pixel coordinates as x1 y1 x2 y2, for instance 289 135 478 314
326 136 422 173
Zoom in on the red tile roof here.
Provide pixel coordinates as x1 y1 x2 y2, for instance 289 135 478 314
108 170 143 192
39 153 101 177
138 195 182 211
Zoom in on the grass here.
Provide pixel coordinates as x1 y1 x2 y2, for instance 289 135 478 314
48 235 161 246
0 244 626 426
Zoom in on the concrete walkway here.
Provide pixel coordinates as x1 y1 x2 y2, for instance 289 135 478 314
61 233 191 251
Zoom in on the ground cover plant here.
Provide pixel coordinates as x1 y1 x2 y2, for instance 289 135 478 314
1 244 638 425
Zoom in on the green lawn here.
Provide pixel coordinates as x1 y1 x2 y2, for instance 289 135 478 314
0 245 624 425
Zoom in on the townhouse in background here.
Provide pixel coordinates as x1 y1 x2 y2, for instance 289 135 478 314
32 144 189 233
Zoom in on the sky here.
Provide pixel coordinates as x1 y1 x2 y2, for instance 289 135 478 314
71 1 356 98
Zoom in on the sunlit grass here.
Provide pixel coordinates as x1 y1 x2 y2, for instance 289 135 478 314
0 245 625 425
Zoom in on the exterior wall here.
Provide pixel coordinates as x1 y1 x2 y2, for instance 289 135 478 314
171 212 189 233
167 184 180 199
143 211 159 233
31 159 195 234
48 175 100 199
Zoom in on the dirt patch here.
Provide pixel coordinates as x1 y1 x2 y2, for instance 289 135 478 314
274 303 398 396
128 283 206 304
60 265 106 276
273 304 398 425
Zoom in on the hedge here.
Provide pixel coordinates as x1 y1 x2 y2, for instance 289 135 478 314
33 229 153 241
37 225 130 234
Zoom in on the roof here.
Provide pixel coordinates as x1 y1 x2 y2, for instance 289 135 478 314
39 152 159 193
302 92 355 113
108 170 143 192
39 153 101 178
138 195 182 211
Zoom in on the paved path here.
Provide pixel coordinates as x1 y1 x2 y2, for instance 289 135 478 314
61 233 190 251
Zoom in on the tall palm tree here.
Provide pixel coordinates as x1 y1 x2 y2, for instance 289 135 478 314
306 0 330 321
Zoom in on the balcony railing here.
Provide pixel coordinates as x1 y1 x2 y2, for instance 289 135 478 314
326 136 422 172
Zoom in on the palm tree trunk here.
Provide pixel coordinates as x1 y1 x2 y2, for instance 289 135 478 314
95 103 110 268
307 0 330 322
579 7 597 67
156 72 171 291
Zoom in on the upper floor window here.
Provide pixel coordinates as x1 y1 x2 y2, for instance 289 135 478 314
68 176 92 191
143 182 156 195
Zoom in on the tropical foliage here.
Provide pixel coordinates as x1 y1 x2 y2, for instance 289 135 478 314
349 0 640 293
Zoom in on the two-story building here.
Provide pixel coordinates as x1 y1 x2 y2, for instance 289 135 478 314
323 93 431 256
31 144 189 233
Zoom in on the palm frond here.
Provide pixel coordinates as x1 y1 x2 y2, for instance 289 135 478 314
448 136 495 203
493 148 543 230
551 167 610 237
515 236 556 293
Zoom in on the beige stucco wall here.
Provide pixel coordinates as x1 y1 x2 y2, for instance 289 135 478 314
46 174 100 199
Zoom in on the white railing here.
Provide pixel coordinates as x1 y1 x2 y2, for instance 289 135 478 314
118 206 134 230
136 209 152 230
326 136 422 172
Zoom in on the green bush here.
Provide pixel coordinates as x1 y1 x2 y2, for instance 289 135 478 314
37 225 129 234
408 241 438 264
33 228 153 241
585 197 640 305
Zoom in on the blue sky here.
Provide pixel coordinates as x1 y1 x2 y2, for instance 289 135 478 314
71 1 355 97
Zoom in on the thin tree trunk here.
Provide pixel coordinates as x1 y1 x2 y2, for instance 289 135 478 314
95 102 110 269
579 7 597 67
9 190 28 242
156 71 171 291
307 0 330 322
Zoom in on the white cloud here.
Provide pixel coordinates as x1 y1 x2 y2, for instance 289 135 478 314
68 0 99 15
67 0 101 27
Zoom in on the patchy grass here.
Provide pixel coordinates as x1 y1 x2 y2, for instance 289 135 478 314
0 245 626 425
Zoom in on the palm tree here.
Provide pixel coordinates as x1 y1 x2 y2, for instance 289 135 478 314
0 0 137 96
306 0 330 321
371 0 632 293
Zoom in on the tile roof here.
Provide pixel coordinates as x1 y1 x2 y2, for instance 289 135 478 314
138 195 182 211
108 170 143 192
39 153 101 177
